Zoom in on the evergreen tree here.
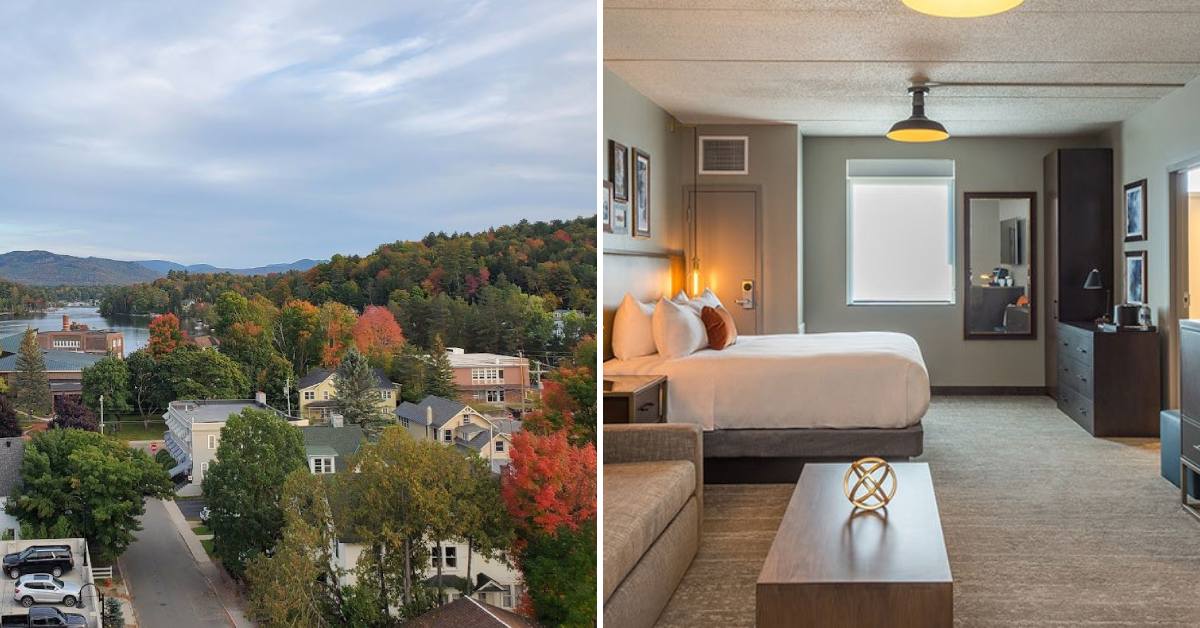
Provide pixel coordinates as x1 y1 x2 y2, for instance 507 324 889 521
0 395 21 438
334 348 392 435
12 328 51 418
389 343 428 403
424 336 458 400
102 597 124 628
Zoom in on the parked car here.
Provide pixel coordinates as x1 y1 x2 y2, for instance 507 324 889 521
13 574 82 608
0 607 87 627
1 546 74 579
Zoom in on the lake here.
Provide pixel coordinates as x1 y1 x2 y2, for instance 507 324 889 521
0 306 152 356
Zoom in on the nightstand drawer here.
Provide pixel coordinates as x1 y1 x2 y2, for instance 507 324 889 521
1183 414 1200 468
631 387 662 421
1057 323 1095 365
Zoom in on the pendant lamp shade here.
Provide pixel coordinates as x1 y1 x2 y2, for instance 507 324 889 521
886 86 949 143
902 0 1024 18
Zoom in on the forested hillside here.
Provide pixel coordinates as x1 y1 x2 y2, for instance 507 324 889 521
101 216 595 358
0 280 108 316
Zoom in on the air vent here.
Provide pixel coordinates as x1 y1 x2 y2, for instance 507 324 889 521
699 136 749 175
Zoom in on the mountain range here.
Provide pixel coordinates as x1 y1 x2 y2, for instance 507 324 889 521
0 250 322 286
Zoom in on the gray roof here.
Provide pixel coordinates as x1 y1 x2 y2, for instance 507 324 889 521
395 395 469 429
0 438 25 497
167 400 270 423
0 347 103 373
0 334 22 355
301 424 365 473
298 367 392 390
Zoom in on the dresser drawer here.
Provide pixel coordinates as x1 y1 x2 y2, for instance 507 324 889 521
1057 324 1095 365
1057 354 1094 398
1057 385 1095 433
1183 414 1200 468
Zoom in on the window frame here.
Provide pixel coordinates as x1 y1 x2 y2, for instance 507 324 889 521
846 174 957 306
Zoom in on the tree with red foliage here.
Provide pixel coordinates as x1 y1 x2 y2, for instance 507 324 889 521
502 431 596 534
148 313 188 358
51 396 99 432
352 305 405 368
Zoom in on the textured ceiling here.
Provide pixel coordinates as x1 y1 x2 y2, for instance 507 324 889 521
605 0 1200 137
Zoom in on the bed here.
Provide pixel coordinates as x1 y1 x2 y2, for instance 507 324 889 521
602 250 930 482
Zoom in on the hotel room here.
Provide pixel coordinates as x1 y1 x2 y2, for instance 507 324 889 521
599 2 1200 626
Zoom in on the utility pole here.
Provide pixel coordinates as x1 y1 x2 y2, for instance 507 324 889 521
99 395 104 435
284 376 292 417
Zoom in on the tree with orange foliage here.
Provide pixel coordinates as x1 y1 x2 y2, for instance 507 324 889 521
148 313 188 357
353 305 405 368
318 302 358 368
500 337 597 626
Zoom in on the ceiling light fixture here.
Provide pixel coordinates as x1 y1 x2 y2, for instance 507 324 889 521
902 0 1023 18
886 86 949 143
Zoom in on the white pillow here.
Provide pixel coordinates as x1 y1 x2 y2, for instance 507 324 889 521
612 294 656 360
652 297 707 358
676 288 723 316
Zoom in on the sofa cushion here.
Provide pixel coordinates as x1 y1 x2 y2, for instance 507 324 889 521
603 460 696 600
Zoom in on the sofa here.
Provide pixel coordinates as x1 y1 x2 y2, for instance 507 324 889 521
603 423 703 628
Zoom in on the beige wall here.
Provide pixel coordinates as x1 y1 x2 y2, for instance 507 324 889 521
1105 76 1200 407
679 125 804 334
602 68 683 253
803 136 1095 387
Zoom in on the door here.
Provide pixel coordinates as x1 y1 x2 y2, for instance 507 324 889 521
690 190 761 334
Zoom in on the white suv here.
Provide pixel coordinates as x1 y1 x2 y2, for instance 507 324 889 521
12 573 82 608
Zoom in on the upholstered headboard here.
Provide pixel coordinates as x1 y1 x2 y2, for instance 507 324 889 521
602 250 685 361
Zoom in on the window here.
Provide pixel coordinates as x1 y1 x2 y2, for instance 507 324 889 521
471 368 503 384
502 586 514 608
323 390 330 400
486 389 505 402
310 456 335 474
207 434 218 450
495 440 505 453
381 390 391 400
200 462 209 475
303 390 315 401
847 159 955 304
443 429 453 442
430 545 458 569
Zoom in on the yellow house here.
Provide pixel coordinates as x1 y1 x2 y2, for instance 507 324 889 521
297 367 398 423
395 395 518 472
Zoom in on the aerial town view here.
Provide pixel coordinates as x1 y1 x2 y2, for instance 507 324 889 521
0 1 597 627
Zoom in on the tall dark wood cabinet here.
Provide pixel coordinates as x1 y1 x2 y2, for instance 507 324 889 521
1043 148 1113 398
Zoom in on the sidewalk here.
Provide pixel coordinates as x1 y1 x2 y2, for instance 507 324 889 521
162 499 254 628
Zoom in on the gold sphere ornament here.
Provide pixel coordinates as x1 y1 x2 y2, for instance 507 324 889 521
843 457 898 511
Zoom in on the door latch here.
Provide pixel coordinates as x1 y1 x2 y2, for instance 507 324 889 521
735 280 755 309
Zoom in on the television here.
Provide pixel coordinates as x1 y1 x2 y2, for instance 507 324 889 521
1000 218 1024 265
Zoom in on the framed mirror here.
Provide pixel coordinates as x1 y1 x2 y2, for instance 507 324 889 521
964 192 1037 340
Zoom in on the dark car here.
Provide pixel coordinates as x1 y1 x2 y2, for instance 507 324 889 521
0 607 87 627
1 546 74 579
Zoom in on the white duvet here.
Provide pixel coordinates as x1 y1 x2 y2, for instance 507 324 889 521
604 332 930 431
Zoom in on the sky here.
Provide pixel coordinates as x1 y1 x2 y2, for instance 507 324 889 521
0 1 596 266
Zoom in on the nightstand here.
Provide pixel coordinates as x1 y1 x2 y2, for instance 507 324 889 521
603 375 667 424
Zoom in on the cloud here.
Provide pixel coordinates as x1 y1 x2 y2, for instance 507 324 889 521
0 0 596 267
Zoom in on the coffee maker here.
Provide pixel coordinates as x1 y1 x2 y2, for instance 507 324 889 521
1113 303 1152 329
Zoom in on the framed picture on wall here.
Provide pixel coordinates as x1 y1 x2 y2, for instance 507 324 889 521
613 201 628 234
632 148 651 238
602 181 613 233
1125 250 1148 304
609 140 629 202
1124 179 1147 242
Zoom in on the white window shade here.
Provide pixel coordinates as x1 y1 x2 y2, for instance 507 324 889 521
847 161 955 304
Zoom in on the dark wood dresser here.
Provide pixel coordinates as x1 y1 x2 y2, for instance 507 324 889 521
1056 322 1160 437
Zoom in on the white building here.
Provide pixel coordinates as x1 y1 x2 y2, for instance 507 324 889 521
163 392 304 496
0 437 24 541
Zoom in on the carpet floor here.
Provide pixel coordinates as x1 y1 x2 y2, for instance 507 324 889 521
655 396 1200 627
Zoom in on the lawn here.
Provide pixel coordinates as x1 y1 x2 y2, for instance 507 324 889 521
191 525 211 536
103 417 166 442
200 539 216 559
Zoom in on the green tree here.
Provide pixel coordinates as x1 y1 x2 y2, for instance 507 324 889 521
11 328 51 418
160 348 250 401
424 336 458 400
102 597 125 628
203 407 306 579
125 350 161 417
81 356 132 416
5 428 172 563
389 343 428 403
154 448 175 473
0 395 21 438
520 522 597 626
245 471 344 627
333 349 391 435
456 456 513 597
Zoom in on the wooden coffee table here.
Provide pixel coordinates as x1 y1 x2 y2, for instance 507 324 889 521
756 462 952 628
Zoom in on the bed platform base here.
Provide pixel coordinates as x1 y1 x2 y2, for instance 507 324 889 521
702 424 924 484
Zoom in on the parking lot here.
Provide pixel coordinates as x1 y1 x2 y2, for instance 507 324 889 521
0 539 101 627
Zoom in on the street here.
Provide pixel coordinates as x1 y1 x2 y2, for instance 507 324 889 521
121 499 232 627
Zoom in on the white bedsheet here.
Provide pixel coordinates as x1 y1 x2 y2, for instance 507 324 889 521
604 332 930 431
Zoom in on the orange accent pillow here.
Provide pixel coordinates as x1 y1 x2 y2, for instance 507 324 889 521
700 306 738 350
